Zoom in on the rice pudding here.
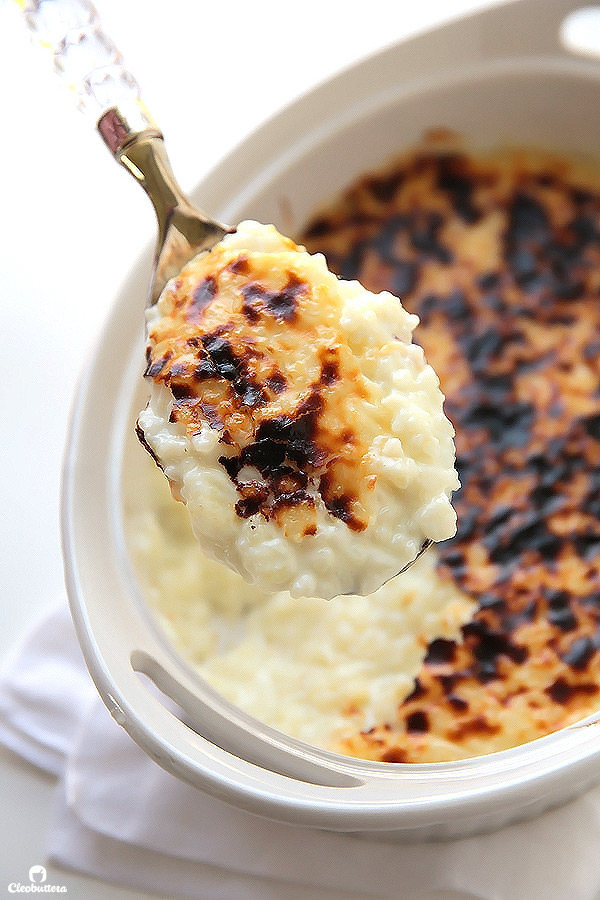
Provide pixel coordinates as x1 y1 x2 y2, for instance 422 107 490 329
128 136 600 763
302 135 600 761
137 220 458 599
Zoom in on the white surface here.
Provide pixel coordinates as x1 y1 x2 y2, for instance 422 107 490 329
0 0 582 896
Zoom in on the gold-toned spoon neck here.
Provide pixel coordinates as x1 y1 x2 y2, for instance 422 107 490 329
98 106 229 305
97 102 161 156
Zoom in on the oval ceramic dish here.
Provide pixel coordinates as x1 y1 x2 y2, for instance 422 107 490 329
62 0 600 840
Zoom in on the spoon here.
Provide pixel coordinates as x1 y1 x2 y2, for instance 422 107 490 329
18 0 449 596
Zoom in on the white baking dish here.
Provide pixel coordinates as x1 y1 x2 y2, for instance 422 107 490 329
62 0 600 840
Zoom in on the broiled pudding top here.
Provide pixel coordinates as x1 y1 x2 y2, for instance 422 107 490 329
146 230 379 537
302 141 600 759
138 221 458 599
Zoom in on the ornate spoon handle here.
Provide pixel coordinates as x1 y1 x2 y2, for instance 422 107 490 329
16 0 228 302
16 0 159 153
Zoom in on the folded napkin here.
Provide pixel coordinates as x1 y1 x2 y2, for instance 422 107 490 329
2 604 600 900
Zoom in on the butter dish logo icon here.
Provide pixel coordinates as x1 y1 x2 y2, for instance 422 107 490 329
28 866 47 884
7 864 66 893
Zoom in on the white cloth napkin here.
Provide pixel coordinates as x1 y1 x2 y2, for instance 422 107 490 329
2 604 600 900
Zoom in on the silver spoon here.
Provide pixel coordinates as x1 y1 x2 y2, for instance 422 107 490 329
18 0 433 586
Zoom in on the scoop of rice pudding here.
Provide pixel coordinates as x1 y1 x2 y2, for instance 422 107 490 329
124 451 475 755
137 220 458 599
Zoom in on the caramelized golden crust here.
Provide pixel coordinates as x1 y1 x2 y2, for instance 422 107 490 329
138 221 458 600
145 236 376 537
301 139 600 760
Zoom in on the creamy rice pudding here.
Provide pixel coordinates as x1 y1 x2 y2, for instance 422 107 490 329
301 136 600 761
137 220 458 599
128 137 600 762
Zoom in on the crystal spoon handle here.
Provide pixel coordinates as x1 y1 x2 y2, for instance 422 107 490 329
16 0 228 302
17 0 157 145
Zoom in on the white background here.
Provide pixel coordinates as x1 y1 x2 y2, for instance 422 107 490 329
0 0 559 896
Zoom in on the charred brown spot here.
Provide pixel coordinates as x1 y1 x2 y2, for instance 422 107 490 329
218 454 243 480
217 385 357 526
189 275 217 318
319 347 341 385
209 364 366 529
462 620 528 683
303 216 334 239
240 272 307 323
227 455 317 528
256 392 328 469
546 677 598 705
449 715 501 741
365 171 405 205
144 351 172 378
193 357 218 380
319 484 367 532
436 153 480 224
561 637 597 671
237 382 266 408
170 381 196 400
447 693 470 712
241 438 287 473
228 255 250 275
198 402 223 431
546 590 578 632
234 481 270 518
425 638 457 665
405 710 429 733
201 334 241 381
380 747 408 763
264 372 287 394
192 332 267 409
321 363 339 385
